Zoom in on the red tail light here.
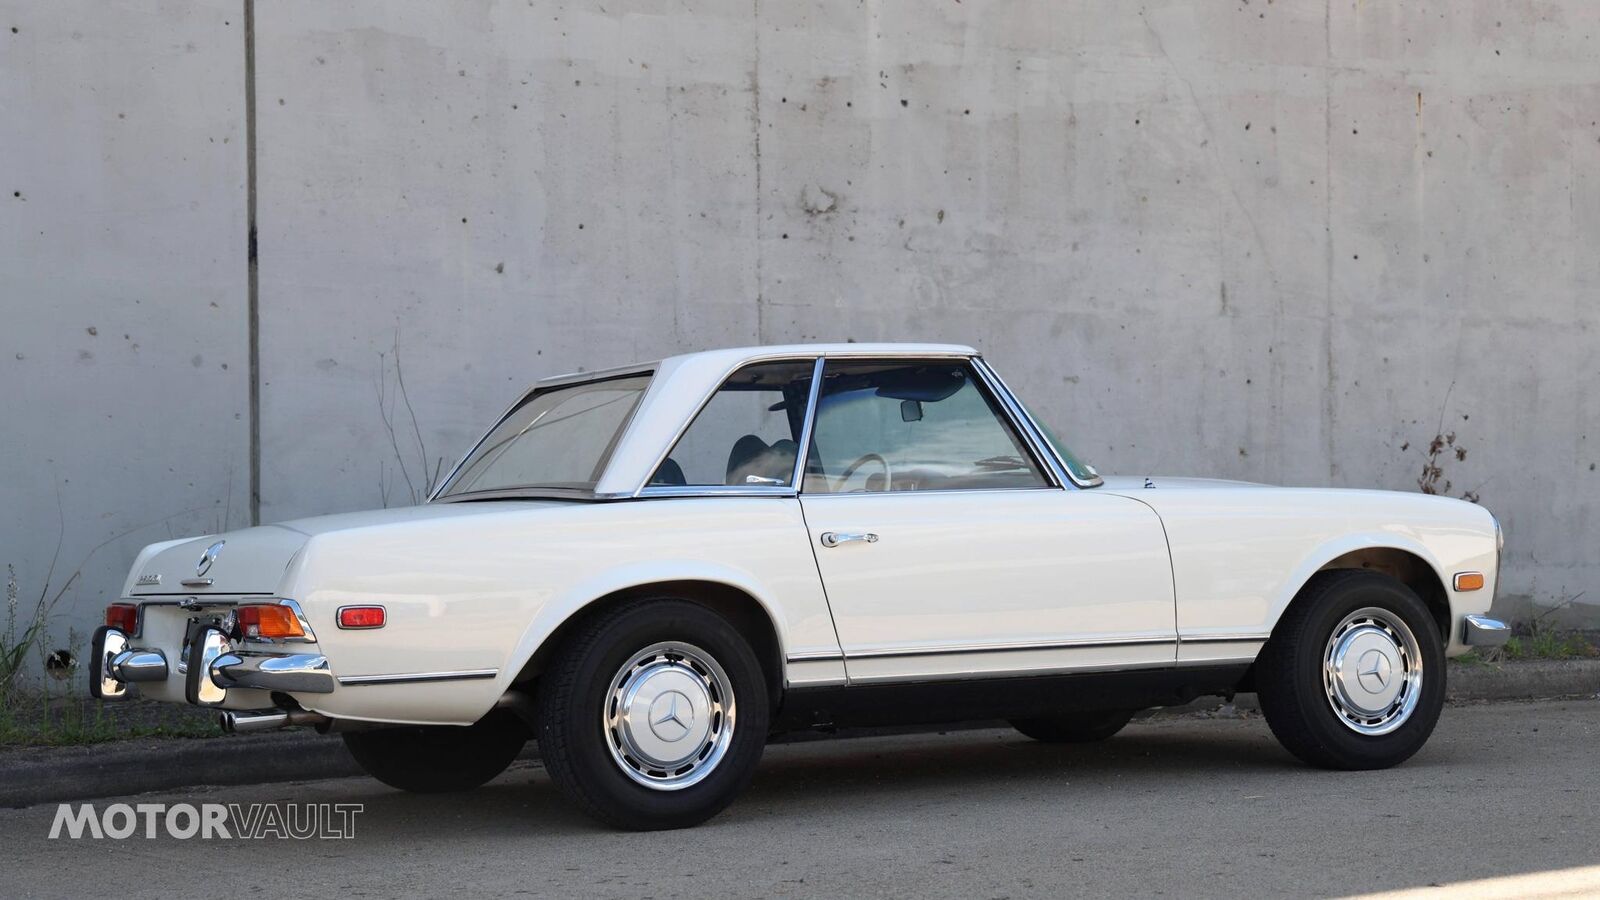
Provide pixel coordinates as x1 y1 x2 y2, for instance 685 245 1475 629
237 604 306 640
337 606 386 629
104 603 138 633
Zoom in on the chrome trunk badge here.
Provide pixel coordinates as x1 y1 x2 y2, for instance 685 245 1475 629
196 540 226 577
135 573 161 586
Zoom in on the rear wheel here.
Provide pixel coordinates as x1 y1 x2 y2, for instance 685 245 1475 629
536 599 770 830
343 710 528 793
1256 570 1445 770
1010 709 1135 743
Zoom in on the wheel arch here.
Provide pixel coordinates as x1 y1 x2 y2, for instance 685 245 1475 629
1312 546 1451 641
507 577 787 711
1236 540 1450 695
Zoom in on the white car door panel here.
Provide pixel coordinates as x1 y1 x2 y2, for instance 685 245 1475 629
801 488 1177 683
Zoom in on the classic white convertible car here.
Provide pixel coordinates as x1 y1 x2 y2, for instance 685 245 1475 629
92 343 1509 829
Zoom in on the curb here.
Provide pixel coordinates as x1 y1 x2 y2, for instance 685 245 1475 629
5 659 1596 809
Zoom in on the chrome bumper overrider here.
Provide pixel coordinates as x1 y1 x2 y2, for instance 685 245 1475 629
90 625 336 703
1462 614 1512 647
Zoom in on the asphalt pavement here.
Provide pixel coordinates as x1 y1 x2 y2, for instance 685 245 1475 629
3 699 1596 898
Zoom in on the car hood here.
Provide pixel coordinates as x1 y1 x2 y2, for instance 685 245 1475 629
125 501 560 597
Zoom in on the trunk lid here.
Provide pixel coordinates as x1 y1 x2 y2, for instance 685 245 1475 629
127 502 558 596
127 525 308 597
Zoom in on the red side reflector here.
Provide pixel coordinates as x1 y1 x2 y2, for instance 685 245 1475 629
337 606 386 629
105 603 138 633
237 604 306 640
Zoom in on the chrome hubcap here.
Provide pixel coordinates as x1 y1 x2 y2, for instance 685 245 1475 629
1323 607 1423 735
603 642 734 791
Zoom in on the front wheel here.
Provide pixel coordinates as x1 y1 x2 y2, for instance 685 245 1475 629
342 710 528 793
536 599 770 830
1256 570 1445 770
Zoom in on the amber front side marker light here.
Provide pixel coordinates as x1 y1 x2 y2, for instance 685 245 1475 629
1454 572 1485 592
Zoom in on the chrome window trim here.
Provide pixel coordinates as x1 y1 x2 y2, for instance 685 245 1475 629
789 357 827 489
636 485 796 499
532 361 660 389
429 368 657 503
795 355 1061 495
632 354 824 499
630 349 980 498
972 356 1103 489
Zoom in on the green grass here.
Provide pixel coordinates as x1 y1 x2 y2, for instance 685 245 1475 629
0 696 218 748
1454 627 1598 666
1502 631 1597 660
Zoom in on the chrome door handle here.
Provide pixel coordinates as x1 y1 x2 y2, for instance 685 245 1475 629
820 531 878 548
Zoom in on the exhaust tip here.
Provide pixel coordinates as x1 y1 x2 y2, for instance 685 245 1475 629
219 708 330 734
219 709 289 734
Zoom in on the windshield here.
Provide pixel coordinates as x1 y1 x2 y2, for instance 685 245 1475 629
1015 398 1102 486
437 373 652 497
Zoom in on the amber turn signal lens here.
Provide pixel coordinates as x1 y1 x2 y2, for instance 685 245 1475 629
104 603 138 633
237 604 306 639
337 606 386 629
1453 572 1485 592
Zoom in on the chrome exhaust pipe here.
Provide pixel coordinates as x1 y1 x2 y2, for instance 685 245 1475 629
219 709 331 734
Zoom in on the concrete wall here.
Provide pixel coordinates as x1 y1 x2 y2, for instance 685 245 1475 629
1 1 250 664
4 0 1598 667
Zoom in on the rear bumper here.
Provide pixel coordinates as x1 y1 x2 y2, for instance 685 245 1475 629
90 625 335 702
1462 614 1512 647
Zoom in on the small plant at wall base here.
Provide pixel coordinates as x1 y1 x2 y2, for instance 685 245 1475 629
0 564 42 709
1456 593 1599 664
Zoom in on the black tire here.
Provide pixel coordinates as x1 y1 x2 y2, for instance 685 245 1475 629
1256 570 1446 770
1010 709 1136 743
536 599 770 830
343 710 528 793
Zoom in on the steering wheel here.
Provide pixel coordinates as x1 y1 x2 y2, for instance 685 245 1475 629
835 453 892 492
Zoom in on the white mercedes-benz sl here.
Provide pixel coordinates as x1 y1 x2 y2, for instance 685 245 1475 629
92 343 1508 829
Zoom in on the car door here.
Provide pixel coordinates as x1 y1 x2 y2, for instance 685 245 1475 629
797 357 1177 684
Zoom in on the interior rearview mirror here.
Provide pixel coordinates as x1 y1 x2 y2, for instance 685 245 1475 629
900 399 923 422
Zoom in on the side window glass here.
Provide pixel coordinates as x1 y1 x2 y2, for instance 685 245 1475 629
804 360 1048 493
649 360 816 487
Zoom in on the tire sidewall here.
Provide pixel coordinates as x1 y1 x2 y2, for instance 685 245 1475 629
542 600 770 828
1280 574 1446 767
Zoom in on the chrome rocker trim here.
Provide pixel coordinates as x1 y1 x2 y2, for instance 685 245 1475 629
1462 614 1512 647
